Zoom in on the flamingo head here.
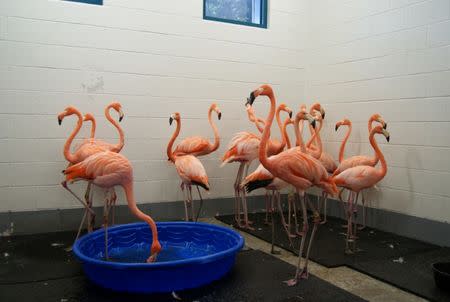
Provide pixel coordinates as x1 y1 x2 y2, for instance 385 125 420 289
310 103 325 119
211 103 222 120
246 84 274 106
57 106 79 125
83 113 95 122
296 111 316 129
109 102 124 122
147 240 162 263
299 104 307 113
335 118 351 131
371 113 387 129
278 103 293 118
169 112 180 125
373 125 390 142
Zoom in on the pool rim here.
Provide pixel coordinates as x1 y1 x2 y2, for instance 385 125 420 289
73 221 245 269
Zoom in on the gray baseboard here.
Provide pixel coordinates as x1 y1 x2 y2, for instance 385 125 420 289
0 194 449 247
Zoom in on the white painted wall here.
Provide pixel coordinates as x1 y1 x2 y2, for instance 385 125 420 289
306 0 450 223
0 0 308 213
0 0 449 225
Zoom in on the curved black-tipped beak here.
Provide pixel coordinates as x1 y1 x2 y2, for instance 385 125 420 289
246 91 256 106
119 115 124 122
61 169 65 174
58 118 62 125
386 136 390 142
289 111 293 118
322 112 325 119
311 119 316 129
218 112 222 120
383 122 387 129
335 124 339 131
169 117 173 125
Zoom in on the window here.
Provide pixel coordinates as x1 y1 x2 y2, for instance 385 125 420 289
65 0 103 5
204 0 268 28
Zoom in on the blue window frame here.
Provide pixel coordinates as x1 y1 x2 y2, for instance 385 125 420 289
204 0 268 28
65 0 103 5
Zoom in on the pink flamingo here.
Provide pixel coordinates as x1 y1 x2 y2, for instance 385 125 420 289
241 117 296 253
63 151 161 262
167 113 210 222
247 84 338 286
173 103 221 157
333 114 387 228
58 103 124 238
222 103 292 229
332 125 390 253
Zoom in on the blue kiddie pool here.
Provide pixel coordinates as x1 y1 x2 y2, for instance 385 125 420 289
73 221 244 293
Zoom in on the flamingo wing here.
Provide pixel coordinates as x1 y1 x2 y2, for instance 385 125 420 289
333 165 379 192
173 136 210 156
175 155 209 190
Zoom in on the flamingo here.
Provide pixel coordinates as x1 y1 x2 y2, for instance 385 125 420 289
63 151 161 262
332 125 390 253
246 84 338 286
221 103 292 229
58 103 124 239
241 117 296 253
333 114 387 229
167 113 210 222
173 103 221 157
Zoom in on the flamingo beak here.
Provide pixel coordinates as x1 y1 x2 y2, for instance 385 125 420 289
306 113 316 128
246 91 256 106
335 124 340 131
382 129 390 142
289 111 293 118
58 118 62 125
169 117 173 125
383 122 387 129
321 109 325 119
119 109 124 122
218 112 222 120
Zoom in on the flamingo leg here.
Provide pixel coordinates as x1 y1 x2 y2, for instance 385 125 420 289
293 193 301 236
61 181 96 216
264 191 271 225
285 190 309 286
276 191 295 245
241 163 254 226
181 183 189 222
345 191 355 254
110 189 117 226
188 185 195 222
270 191 281 254
234 163 245 227
194 186 203 222
320 191 328 225
358 191 367 230
84 182 94 232
240 180 254 230
352 192 360 252
103 193 110 261
287 193 292 231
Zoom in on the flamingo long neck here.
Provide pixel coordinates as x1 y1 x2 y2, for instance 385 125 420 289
368 116 375 133
306 116 323 148
63 110 83 163
105 105 124 153
208 107 220 152
259 92 276 170
89 118 96 139
338 123 352 163
167 118 180 162
369 131 387 178
275 107 286 149
283 118 292 149
247 106 265 133
123 183 159 243
308 119 323 159
294 116 307 153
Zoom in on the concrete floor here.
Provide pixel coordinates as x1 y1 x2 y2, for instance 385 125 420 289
203 217 427 302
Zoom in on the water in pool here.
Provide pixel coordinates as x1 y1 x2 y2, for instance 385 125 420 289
98 242 217 263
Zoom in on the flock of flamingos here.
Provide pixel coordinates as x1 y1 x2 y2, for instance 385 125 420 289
57 84 389 285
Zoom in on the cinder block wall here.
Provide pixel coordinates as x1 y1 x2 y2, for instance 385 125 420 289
306 0 450 224
0 1 307 212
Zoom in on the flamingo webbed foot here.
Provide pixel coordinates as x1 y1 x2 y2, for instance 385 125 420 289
284 278 298 287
